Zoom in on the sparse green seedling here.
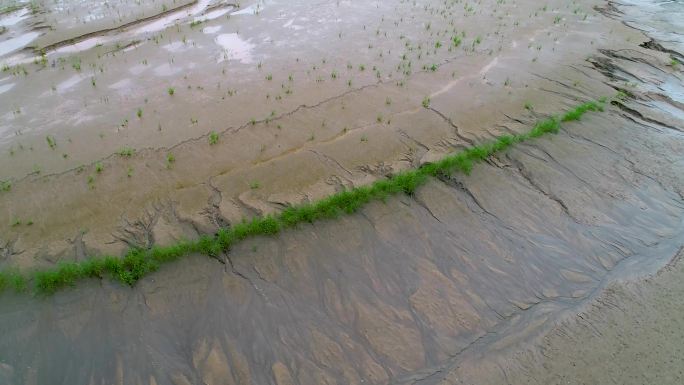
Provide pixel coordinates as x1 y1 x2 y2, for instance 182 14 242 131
137 108 143 118
95 162 103 173
168 87 175 95
166 153 175 168
250 181 260 189
422 96 431 108
46 136 57 149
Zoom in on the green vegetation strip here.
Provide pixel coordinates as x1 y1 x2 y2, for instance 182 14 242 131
0 99 607 296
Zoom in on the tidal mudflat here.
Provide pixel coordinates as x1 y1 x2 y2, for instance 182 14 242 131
0 0 683 384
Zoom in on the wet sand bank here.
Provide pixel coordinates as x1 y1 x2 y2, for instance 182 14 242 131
0 0 683 384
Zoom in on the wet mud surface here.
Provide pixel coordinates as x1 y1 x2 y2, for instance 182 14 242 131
499 249 684 385
2 105 683 384
1 0 684 384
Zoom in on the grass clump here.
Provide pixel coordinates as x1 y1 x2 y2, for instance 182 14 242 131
209 131 220 145
0 270 27 293
561 100 603 122
0 180 10 192
0 99 607 296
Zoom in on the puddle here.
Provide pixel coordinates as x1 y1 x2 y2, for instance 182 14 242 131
34 0 232 56
651 100 684 122
133 0 211 34
202 25 222 34
660 77 684 105
128 64 148 75
232 3 262 16
54 37 106 54
109 78 133 91
163 41 191 53
619 0 684 42
200 8 233 21
0 7 29 27
153 62 182 76
0 82 14 94
56 74 86 93
215 33 254 63
0 31 40 57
